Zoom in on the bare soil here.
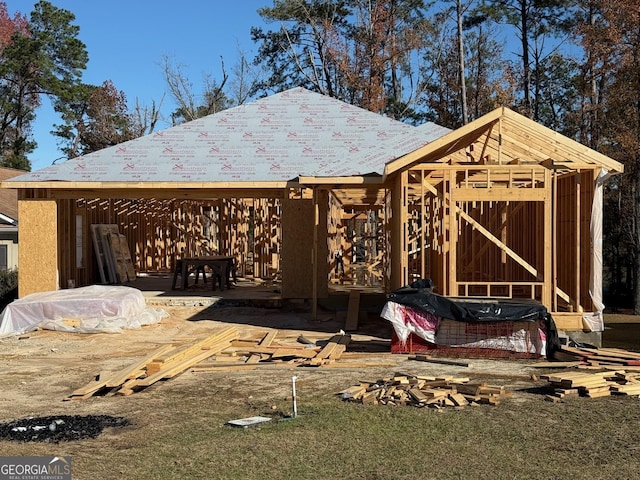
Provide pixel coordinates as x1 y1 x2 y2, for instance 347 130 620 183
3 304 639 479
0 303 546 422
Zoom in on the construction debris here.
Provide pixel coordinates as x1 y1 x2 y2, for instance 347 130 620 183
552 345 640 370
540 369 640 399
67 326 237 399
68 328 352 399
338 374 511 408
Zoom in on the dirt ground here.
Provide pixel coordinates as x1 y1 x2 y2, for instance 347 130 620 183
0 302 551 427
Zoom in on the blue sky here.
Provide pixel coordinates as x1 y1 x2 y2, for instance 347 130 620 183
12 0 270 171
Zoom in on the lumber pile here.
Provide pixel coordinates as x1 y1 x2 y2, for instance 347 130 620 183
194 331 352 370
67 327 237 399
540 369 640 400
552 345 640 369
338 374 511 408
68 330 356 399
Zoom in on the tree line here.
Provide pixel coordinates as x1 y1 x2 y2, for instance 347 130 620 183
2 0 639 311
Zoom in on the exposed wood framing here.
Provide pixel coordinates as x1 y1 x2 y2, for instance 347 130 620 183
396 161 598 318
11 106 621 335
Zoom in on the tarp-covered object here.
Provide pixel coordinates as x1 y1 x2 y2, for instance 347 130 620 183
0 285 167 337
382 286 560 357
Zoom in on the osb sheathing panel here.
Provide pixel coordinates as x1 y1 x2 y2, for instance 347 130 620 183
18 199 58 297
281 194 328 299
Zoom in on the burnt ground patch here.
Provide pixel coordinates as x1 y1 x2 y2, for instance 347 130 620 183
0 415 129 443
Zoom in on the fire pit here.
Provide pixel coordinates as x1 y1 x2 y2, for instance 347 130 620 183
0 415 129 443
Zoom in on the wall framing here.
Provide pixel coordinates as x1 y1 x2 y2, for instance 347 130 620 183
7 106 624 334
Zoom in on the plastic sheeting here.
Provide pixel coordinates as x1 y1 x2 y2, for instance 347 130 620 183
585 168 611 332
0 285 167 337
387 288 550 323
382 286 560 357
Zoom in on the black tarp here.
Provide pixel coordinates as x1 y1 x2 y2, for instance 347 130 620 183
387 282 561 355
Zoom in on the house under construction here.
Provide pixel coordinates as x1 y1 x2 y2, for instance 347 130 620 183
1 87 624 337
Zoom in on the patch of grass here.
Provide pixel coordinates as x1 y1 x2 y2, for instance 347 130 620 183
3 377 638 480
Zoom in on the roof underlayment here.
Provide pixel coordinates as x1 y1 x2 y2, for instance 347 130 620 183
8 87 450 185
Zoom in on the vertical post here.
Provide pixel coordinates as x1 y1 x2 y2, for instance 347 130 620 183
312 187 319 321
291 375 298 418
552 171 558 312
401 171 409 287
420 169 426 280
448 169 458 296
575 171 582 312
542 169 553 309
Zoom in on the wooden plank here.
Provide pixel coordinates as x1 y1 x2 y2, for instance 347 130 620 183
314 334 351 361
269 348 319 359
133 335 236 387
408 355 473 367
117 233 137 281
246 330 278 364
90 224 108 284
190 364 259 372
105 344 175 387
96 224 121 283
344 289 361 331
68 371 113 398
552 313 584 331
148 327 238 373
319 361 398 368
579 347 640 360
530 361 583 369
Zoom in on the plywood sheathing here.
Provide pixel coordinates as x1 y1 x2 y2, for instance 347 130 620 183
281 192 328 299
18 198 58 296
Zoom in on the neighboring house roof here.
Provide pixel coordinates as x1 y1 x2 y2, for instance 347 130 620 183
4 87 448 188
0 167 23 225
385 106 625 177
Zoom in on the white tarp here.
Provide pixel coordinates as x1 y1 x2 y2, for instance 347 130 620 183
584 168 611 332
0 285 167 337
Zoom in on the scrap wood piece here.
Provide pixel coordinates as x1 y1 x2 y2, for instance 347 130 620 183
450 393 469 406
611 383 640 395
530 361 583 369
306 333 351 366
338 385 368 400
408 354 473 368
579 347 640 360
344 289 361 332
318 361 398 369
67 371 114 400
338 374 508 408
269 347 319 359
190 364 259 372
246 330 278 364
449 382 487 396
